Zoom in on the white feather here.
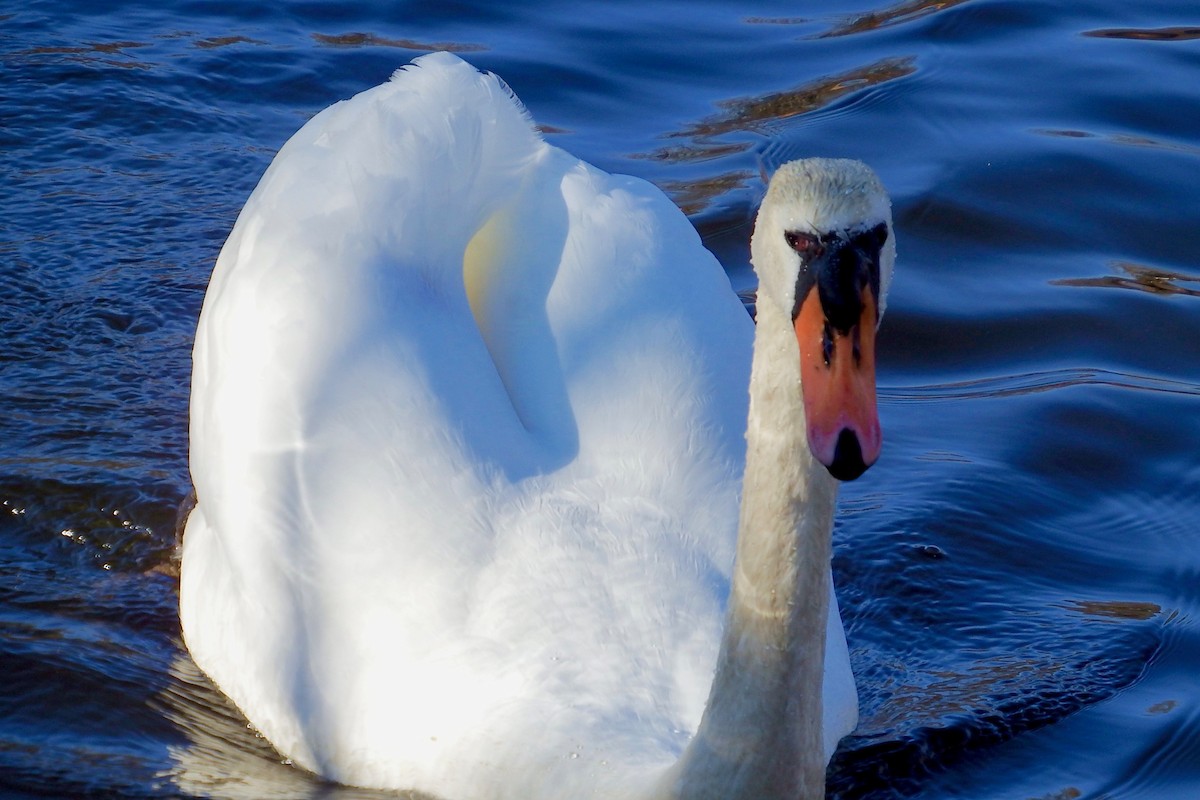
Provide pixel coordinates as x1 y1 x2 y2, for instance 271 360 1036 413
181 52 866 799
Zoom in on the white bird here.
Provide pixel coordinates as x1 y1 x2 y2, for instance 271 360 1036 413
180 52 894 800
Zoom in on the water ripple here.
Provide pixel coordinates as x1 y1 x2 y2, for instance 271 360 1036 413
639 55 917 213
883 367 1200 403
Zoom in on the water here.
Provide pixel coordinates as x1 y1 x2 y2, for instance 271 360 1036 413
3 1 1199 797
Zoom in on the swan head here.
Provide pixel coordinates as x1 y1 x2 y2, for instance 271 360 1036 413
750 158 895 481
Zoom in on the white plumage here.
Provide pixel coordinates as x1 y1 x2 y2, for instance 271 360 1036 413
181 52 882 799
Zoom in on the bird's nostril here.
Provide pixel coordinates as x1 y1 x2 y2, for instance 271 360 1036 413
827 428 867 481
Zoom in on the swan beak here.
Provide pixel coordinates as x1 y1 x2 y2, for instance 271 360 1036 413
795 287 881 481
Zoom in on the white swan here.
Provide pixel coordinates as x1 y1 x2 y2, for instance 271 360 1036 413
180 52 894 800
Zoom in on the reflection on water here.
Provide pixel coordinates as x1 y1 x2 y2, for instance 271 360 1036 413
159 654 405 800
1084 26 1200 41
1053 260 1200 298
817 0 974 40
658 170 758 217
639 55 916 213
642 56 916 163
1034 128 1200 159
7 40 152 69
1065 600 1161 622
310 32 486 52
744 0 971 38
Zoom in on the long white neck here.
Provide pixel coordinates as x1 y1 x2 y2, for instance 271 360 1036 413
664 297 837 800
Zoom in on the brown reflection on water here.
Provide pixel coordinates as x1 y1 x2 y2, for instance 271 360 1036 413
1053 261 1200 298
195 36 268 50
32 41 147 55
658 170 757 217
1028 789 1083 800
819 0 973 39
856 655 1095 740
310 32 485 52
1035 128 1200 158
641 56 915 164
8 41 151 69
1065 600 1162 621
639 56 914 212
1148 699 1178 715
746 0 972 38
1084 27 1200 41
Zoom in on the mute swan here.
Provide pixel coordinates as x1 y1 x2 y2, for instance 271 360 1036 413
180 52 894 800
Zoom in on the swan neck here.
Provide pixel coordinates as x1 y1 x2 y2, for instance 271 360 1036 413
667 299 837 800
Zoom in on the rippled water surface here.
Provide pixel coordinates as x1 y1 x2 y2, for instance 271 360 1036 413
3 1 1200 798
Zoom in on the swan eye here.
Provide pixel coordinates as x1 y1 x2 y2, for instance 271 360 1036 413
785 230 824 262
865 221 889 251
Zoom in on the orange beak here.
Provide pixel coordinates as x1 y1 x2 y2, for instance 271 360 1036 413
795 287 881 481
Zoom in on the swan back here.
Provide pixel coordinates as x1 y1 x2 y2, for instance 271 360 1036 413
182 53 777 798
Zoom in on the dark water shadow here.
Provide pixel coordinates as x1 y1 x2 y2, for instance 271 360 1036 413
158 649 429 800
1084 26 1200 41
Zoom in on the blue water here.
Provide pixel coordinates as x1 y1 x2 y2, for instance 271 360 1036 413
3 1 1200 798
